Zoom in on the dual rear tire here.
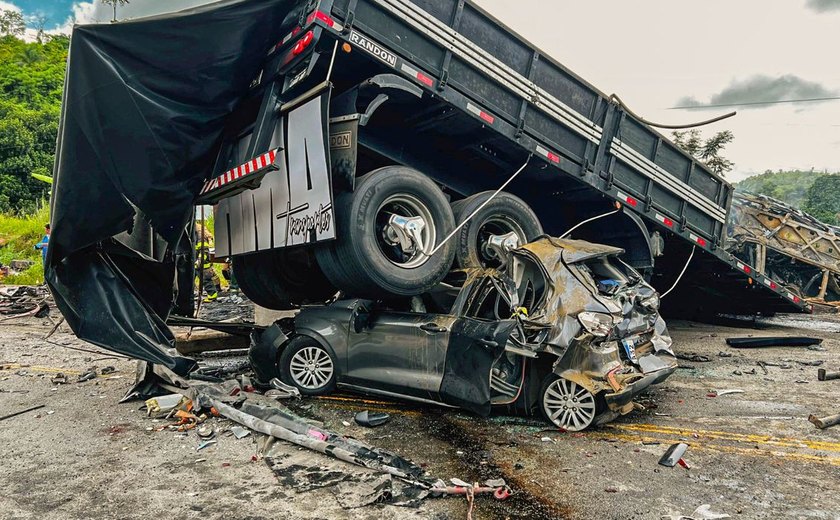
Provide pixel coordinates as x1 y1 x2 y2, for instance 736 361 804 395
235 167 544 303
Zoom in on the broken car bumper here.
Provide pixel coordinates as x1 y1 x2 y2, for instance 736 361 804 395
603 353 677 410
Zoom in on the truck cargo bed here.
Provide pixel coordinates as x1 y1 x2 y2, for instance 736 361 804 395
320 0 807 313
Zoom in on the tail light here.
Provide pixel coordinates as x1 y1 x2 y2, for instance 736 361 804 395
292 30 314 56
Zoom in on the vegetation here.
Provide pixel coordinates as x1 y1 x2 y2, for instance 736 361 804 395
0 203 48 284
803 174 840 225
735 169 825 209
0 29 68 213
672 129 735 176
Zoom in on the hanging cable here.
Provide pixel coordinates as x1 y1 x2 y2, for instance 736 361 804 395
422 155 531 257
660 245 696 298
610 94 736 130
559 207 622 239
325 40 339 83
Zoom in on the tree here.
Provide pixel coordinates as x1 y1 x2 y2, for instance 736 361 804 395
672 129 735 176
101 0 130 23
0 35 69 212
803 175 840 225
0 9 25 37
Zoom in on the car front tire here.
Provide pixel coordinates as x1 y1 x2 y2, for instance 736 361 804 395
278 335 337 396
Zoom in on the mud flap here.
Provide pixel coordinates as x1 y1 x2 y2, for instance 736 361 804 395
439 318 517 416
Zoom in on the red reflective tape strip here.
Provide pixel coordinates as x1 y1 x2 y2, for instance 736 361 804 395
466 102 493 124
655 213 674 228
688 233 706 247
416 72 434 87
307 10 334 27
203 148 279 195
736 261 752 274
617 191 638 207
535 146 560 164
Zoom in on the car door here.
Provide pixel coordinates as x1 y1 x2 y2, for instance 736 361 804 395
345 309 456 401
438 317 517 416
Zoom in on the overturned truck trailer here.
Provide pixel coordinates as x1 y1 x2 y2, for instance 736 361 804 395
48 0 808 369
728 192 840 304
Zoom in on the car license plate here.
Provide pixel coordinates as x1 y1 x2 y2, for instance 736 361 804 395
621 336 639 364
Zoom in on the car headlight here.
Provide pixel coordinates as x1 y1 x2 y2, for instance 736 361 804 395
639 293 660 311
577 311 616 337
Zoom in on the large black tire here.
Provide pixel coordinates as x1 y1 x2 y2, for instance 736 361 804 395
232 247 337 310
451 191 543 269
278 335 337 396
315 166 456 297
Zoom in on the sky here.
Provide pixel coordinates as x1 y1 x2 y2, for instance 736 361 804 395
3 0 840 182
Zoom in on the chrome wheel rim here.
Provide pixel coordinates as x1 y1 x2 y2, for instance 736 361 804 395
289 346 334 389
543 378 597 431
477 217 525 267
376 194 436 268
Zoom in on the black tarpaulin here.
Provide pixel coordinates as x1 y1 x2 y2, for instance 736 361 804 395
47 0 303 371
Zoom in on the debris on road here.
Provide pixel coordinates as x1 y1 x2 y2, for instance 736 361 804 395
658 443 689 467
711 389 745 397
77 369 96 382
354 410 390 428
663 503 731 519
144 393 188 417
0 404 45 422
808 413 840 429
230 426 250 439
725 336 822 348
50 373 67 385
267 377 300 399
817 369 840 381
196 440 217 451
676 353 712 362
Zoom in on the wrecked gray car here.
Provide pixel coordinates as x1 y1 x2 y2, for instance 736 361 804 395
253 237 676 431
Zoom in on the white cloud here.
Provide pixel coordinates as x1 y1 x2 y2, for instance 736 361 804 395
51 2 100 34
0 1 21 12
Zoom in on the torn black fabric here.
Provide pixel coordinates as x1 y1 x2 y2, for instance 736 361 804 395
47 0 303 365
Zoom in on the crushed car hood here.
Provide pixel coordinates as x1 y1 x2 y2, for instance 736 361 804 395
498 237 672 355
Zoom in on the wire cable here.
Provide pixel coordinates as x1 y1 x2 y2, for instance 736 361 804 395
422 155 531 257
559 207 621 239
610 94 736 129
660 245 696 298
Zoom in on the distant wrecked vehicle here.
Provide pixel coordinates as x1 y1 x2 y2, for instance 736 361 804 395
251 237 676 431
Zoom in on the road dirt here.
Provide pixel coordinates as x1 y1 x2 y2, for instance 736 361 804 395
1 297 838 520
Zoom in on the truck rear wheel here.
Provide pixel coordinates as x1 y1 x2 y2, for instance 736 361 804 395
315 166 456 297
232 247 337 310
451 191 543 269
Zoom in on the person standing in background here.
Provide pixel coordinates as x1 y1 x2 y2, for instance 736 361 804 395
195 223 220 302
34 224 50 264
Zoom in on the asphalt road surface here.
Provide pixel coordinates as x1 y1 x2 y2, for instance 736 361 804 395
1 299 838 519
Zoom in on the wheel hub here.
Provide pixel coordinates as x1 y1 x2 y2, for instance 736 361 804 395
483 231 521 263
384 214 427 255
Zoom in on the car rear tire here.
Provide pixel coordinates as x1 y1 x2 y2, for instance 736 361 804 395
539 374 600 431
315 166 456 297
451 191 543 269
232 247 337 310
278 335 337 396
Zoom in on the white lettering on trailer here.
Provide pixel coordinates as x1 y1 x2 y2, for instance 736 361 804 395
349 31 397 67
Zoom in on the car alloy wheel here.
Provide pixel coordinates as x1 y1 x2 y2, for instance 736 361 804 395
289 346 334 390
541 376 597 431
